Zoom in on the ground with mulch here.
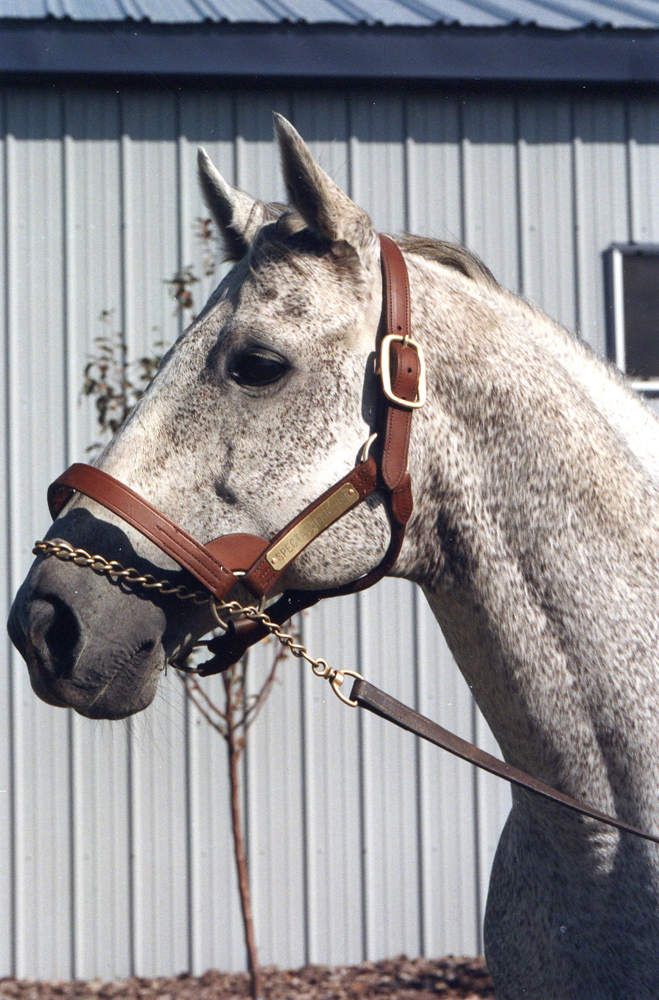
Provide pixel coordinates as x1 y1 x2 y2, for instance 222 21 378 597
0 956 494 999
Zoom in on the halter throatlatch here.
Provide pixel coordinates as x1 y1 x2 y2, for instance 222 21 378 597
44 234 425 674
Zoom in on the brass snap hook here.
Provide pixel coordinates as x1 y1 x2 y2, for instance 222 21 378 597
330 669 364 707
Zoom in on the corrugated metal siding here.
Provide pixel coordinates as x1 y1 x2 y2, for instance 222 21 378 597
5 0 659 27
2 83 659 981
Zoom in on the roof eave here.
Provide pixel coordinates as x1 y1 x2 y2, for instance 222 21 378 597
1 21 659 84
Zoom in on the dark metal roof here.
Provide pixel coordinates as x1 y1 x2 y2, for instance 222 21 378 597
3 0 659 29
2 0 659 83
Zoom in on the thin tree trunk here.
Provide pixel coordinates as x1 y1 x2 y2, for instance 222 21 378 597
227 719 262 1000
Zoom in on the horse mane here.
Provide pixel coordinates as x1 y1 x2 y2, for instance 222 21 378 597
397 234 499 287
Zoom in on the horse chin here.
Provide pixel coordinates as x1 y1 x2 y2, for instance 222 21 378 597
74 669 161 721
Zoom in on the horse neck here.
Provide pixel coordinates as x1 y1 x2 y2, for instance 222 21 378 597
404 259 659 815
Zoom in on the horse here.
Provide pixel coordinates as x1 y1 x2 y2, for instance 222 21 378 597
8 113 659 999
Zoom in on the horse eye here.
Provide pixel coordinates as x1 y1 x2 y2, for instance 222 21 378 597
229 349 289 388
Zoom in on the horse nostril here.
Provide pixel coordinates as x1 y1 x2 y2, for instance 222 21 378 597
29 596 82 680
134 638 156 660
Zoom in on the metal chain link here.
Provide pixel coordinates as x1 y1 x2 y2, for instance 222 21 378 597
32 539 361 706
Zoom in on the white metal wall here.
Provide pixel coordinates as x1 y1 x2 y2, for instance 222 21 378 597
2 83 658 981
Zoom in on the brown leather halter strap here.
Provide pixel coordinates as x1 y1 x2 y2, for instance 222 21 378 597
48 463 242 601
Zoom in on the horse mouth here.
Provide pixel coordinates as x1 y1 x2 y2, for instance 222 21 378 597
77 639 163 719
30 642 163 720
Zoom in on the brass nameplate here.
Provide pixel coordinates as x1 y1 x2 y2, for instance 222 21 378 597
266 483 360 571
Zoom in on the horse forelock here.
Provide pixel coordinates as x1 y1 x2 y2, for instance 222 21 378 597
252 212 360 262
242 216 370 312
248 223 495 288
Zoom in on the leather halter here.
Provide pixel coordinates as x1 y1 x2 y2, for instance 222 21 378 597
47 234 424 672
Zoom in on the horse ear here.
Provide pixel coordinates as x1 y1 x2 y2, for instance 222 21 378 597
197 147 282 261
273 114 376 250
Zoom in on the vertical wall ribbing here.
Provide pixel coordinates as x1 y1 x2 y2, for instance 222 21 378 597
1 84 16 979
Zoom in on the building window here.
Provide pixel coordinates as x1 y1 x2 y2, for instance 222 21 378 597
604 244 659 391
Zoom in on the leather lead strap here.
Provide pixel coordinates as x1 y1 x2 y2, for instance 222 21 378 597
351 678 659 846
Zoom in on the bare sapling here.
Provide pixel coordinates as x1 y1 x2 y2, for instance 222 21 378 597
183 644 293 1000
82 220 290 999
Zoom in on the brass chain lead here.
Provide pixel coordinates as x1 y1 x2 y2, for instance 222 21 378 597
32 539 361 706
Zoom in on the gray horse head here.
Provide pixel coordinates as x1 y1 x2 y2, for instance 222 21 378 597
8 115 398 719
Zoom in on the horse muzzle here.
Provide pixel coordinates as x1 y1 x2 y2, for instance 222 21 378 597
8 545 168 719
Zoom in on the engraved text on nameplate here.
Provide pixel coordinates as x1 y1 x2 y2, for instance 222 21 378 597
266 484 360 570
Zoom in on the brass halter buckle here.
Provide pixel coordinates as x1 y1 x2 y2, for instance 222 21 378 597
379 333 427 410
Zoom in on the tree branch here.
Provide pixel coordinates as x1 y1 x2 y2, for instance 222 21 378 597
182 677 228 739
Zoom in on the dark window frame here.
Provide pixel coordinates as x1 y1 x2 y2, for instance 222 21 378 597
604 243 659 393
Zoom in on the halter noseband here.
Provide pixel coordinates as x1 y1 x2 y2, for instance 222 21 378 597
45 234 426 673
